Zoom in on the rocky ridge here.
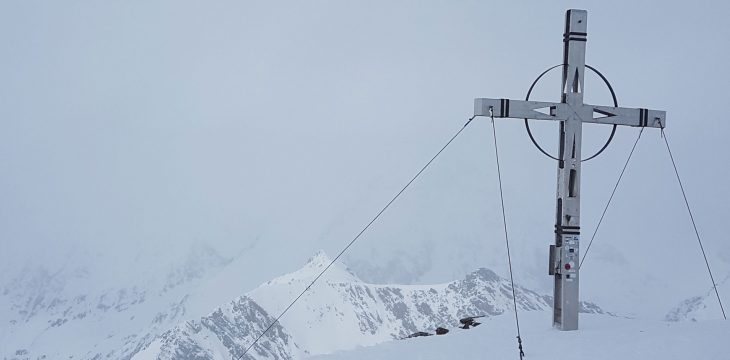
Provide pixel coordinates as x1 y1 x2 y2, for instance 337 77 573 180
132 251 606 360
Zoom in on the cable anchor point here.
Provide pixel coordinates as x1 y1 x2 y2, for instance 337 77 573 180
517 335 525 359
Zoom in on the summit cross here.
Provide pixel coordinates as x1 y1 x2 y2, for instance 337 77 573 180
473 9 666 331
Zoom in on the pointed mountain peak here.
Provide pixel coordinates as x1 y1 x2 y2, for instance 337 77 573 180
304 249 333 268
260 250 361 287
299 250 361 283
469 268 501 282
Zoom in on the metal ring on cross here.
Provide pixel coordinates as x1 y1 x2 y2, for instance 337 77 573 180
524 64 618 162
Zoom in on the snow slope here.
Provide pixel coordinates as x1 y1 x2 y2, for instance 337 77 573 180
312 311 730 360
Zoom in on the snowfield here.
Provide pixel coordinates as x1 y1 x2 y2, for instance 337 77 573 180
312 311 730 360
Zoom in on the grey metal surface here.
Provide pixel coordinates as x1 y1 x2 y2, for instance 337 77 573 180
473 9 667 331
552 9 586 331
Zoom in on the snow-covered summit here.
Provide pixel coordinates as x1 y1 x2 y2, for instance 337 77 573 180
263 250 361 286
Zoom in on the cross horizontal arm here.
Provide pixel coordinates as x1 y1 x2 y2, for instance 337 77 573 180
475 98 569 121
585 105 666 128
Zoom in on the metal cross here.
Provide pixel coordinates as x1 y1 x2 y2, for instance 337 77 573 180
473 9 666 331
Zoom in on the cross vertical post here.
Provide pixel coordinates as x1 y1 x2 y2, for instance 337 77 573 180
552 9 587 331
473 8 666 331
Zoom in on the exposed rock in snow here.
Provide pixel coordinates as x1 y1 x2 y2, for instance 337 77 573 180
665 272 729 321
133 296 301 360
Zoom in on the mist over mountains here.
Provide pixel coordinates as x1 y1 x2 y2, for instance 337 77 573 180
2 246 724 360
2 1 730 360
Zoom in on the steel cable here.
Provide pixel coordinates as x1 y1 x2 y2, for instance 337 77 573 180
489 108 525 360
234 116 476 360
579 127 644 269
660 128 726 320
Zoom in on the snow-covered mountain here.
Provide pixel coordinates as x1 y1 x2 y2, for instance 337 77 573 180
10 247 723 360
133 296 302 360
0 244 231 360
131 251 605 360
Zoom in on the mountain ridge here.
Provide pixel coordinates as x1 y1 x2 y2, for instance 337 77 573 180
132 251 607 360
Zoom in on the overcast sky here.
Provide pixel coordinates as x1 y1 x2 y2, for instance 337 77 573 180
1 1 729 318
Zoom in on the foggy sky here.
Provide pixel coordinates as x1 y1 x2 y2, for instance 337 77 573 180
1 1 729 318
